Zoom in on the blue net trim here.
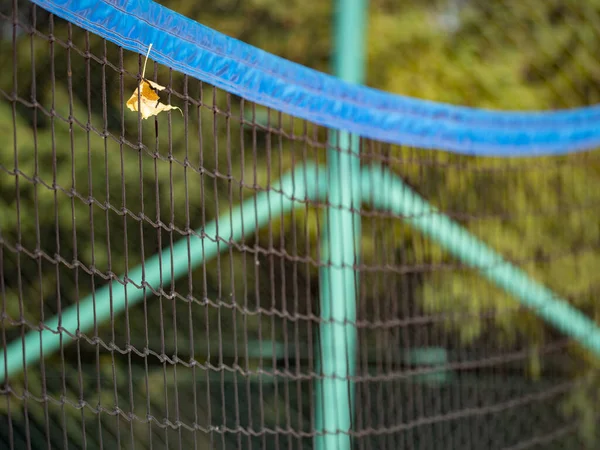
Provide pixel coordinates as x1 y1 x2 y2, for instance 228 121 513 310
33 0 600 156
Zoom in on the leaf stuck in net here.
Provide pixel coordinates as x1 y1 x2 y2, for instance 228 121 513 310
126 44 182 119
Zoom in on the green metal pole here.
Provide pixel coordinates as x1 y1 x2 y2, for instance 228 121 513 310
0 164 326 384
361 165 600 357
315 0 368 449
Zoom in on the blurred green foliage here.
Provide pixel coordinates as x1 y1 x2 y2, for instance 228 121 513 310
1 0 600 447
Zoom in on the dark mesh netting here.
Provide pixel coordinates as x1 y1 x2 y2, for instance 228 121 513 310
1 1 600 449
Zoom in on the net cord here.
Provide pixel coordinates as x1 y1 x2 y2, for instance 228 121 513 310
28 0 600 156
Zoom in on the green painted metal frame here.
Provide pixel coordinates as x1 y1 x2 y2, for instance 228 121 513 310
314 0 368 448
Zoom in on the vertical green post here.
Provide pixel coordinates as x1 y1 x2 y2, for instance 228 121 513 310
315 0 368 449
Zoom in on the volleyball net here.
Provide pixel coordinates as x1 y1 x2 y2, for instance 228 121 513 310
2 0 600 448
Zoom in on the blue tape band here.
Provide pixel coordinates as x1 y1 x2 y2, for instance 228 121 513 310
31 0 600 156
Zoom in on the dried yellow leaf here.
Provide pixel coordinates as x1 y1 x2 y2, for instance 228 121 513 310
126 44 182 119
126 80 182 119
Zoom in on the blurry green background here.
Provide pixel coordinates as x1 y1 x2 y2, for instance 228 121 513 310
1 0 600 448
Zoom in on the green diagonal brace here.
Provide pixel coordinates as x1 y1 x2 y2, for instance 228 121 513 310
0 163 327 383
361 165 600 356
